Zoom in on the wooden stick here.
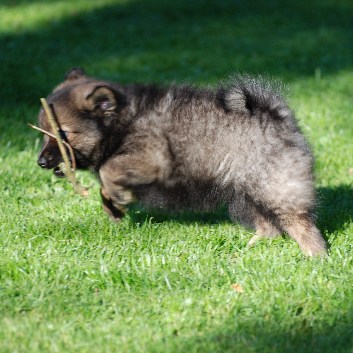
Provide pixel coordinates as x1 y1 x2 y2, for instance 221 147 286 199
40 98 72 172
31 98 89 197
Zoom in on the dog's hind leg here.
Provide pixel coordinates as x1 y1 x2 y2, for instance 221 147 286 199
228 193 281 246
277 212 327 256
246 183 327 256
248 213 281 246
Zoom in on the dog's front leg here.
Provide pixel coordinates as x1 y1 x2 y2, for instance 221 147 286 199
99 152 168 221
100 186 135 222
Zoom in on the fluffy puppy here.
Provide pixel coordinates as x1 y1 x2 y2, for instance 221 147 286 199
37 68 327 256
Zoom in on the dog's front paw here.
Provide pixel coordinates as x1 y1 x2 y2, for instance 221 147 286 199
100 187 126 222
100 186 136 222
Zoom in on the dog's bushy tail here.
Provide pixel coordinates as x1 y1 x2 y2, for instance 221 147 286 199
223 75 293 120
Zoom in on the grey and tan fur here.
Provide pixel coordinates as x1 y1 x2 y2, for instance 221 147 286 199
37 68 327 256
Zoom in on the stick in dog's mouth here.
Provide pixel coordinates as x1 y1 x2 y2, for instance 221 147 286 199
28 123 77 172
28 98 89 197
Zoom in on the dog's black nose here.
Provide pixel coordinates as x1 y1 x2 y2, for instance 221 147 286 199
37 156 48 168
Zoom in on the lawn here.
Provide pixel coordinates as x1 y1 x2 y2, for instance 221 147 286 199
0 0 352 352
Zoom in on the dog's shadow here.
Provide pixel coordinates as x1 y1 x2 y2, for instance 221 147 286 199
129 185 353 234
317 185 353 234
129 205 231 226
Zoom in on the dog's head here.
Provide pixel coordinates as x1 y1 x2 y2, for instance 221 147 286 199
37 68 128 176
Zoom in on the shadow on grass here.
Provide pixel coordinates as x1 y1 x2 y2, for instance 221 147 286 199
164 310 353 353
129 206 231 225
317 185 353 233
1 0 352 109
1 0 53 5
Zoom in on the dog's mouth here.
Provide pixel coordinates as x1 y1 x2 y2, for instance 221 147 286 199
53 165 66 178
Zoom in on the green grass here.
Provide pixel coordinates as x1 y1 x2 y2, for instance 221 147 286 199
0 0 352 352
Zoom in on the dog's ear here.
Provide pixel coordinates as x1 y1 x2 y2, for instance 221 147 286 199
85 85 117 112
65 67 86 81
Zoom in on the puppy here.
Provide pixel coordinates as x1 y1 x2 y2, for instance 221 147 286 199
37 68 327 256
